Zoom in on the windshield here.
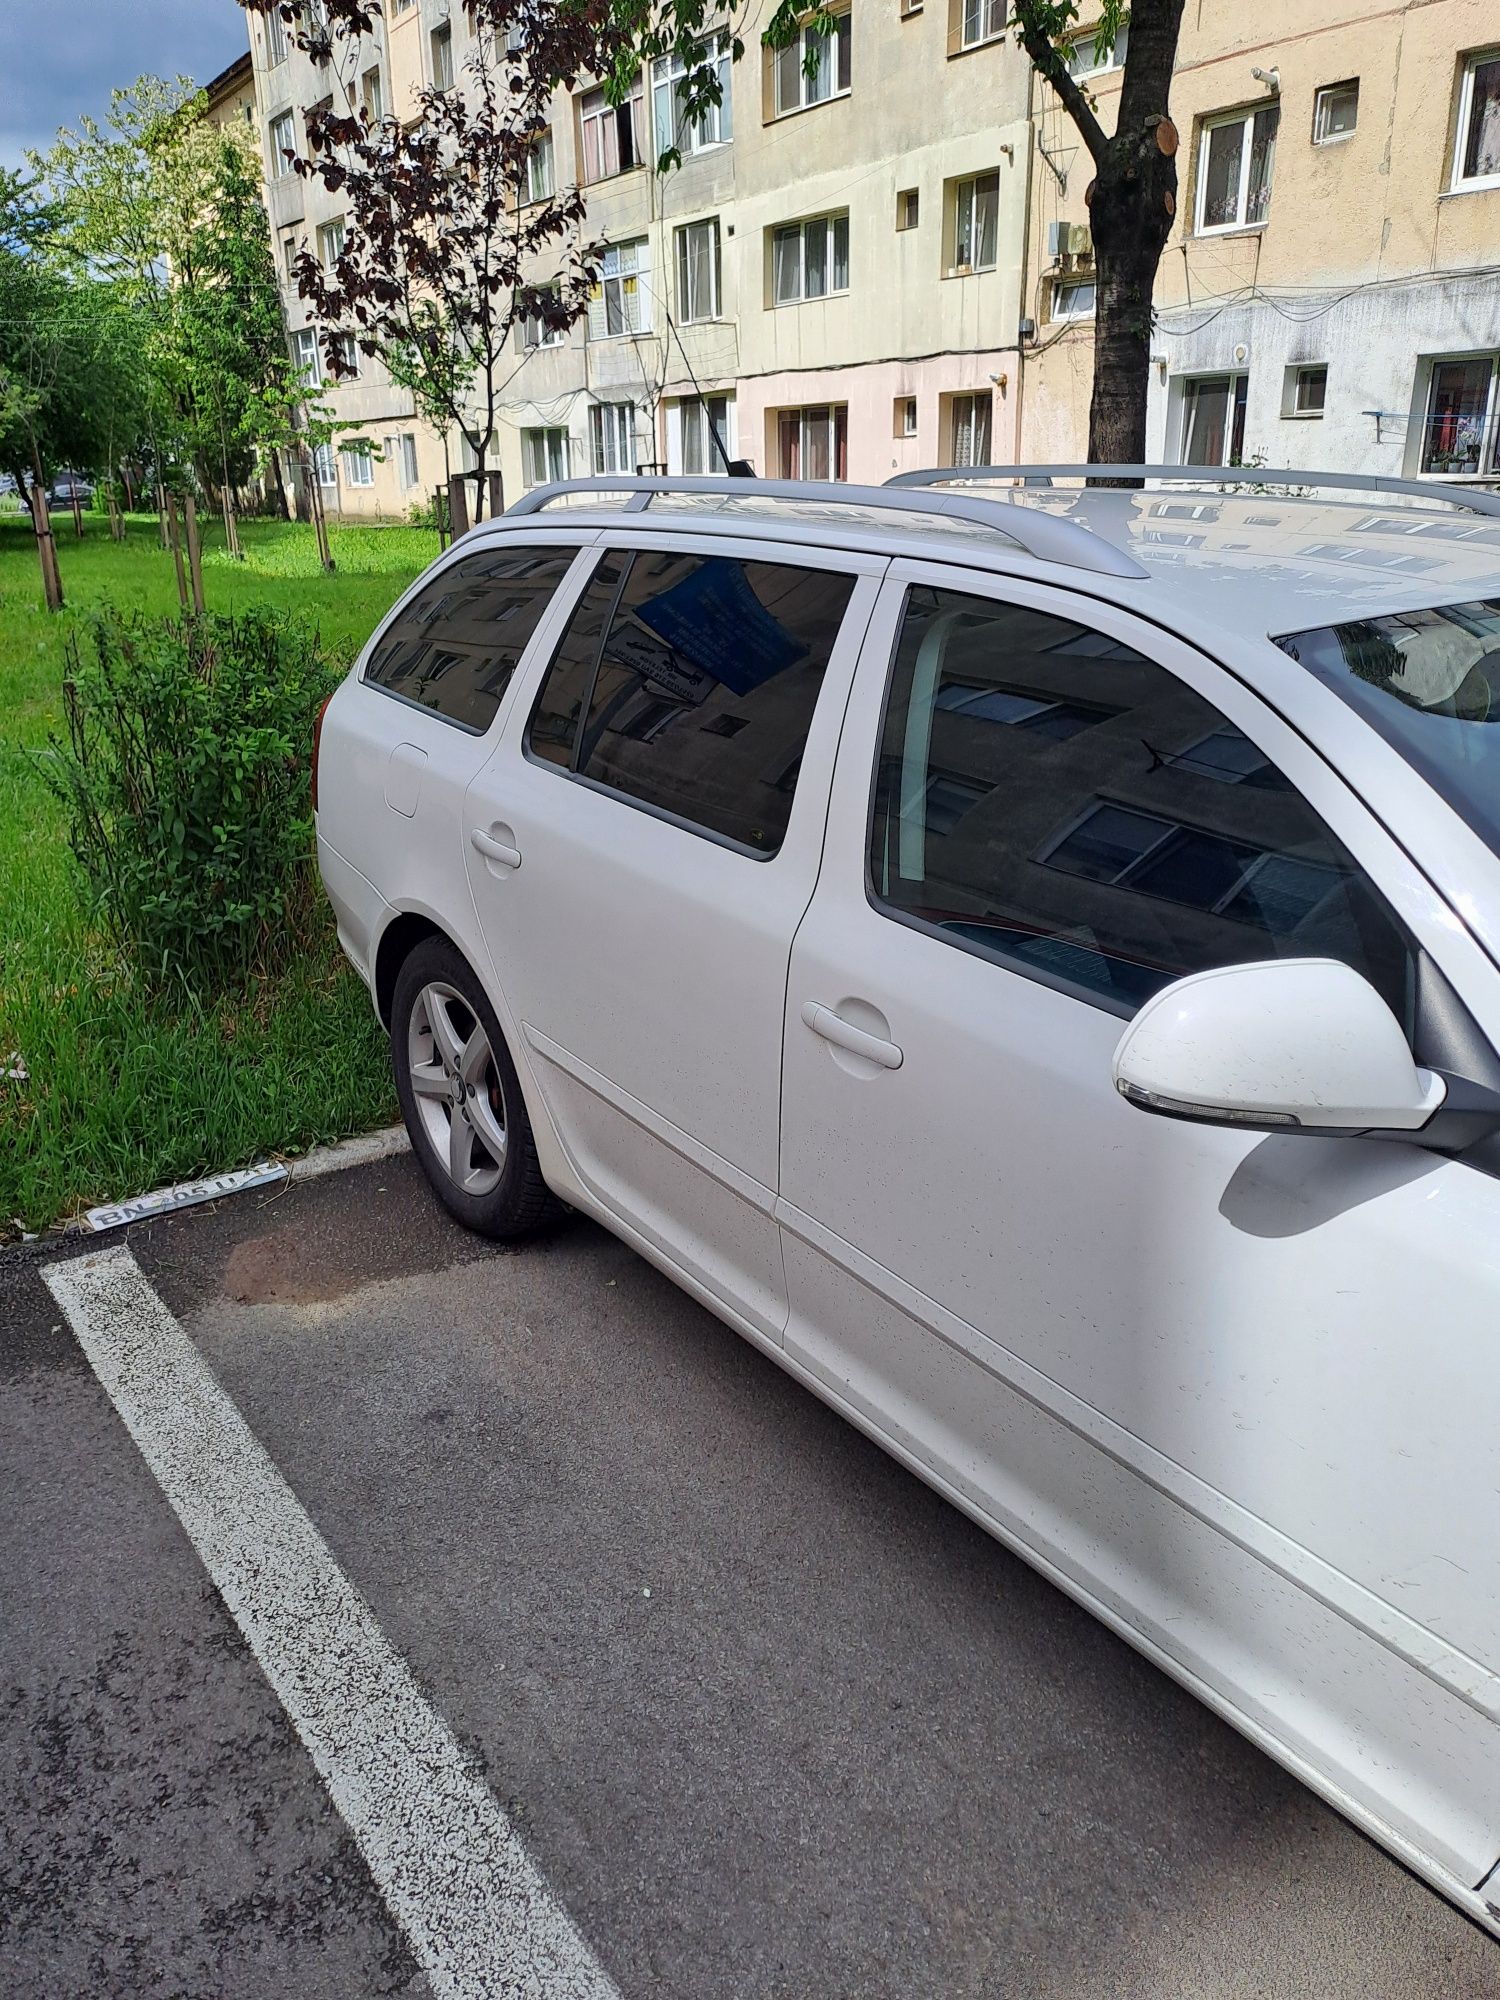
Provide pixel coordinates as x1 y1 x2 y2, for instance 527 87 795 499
1274 598 1500 856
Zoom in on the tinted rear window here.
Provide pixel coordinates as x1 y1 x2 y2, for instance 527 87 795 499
364 545 578 732
526 550 856 854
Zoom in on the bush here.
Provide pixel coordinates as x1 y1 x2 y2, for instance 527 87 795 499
40 609 339 990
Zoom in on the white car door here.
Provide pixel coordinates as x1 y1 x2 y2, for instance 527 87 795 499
778 559 1500 1890
464 531 881 1340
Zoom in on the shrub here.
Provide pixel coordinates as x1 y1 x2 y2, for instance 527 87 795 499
40 609 339 991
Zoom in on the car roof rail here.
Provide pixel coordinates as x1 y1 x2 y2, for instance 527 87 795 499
887 463 1500 521
504 474 1150 579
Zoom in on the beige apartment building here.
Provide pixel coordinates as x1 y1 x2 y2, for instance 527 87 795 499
1021 1 1500 482
242 2 1500 510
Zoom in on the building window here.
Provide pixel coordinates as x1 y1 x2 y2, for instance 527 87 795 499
771 213 850 304
896 187 920 230
1052 276 1096 320
590 401 637 475
1195 104 1279 232
331 331 360 377
955 0 1006 52
777 405 848 480
522 427 570 486
652 34 733 156
587 238 650 337
386 432 421 490
951 171 999 270
265 9 287 63
269 109 296 175
521 286 565 348
895 395 918 437
525 128 554 201
1312 79 1358 144
1419 357 1499 476
580 78 645 182
1181 374 1249 465
773 12 852 116
362 64 384 122
1066 21 1128 77
948 391 992 467
1287 363 1328 416
340 443 375 488
317 217 345 270
679 394 731 473
675 218 721 322
1454 50 1500 189
430 24 455 90
290 327 320 388
282 234 299 282
313 442 338 487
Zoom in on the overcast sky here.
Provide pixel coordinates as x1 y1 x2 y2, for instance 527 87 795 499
0 0 250 171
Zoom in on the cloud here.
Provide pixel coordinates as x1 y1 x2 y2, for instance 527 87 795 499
0 0 250 170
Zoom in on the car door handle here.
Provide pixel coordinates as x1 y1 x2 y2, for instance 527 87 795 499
469 826 522 870
800 1001 903 1070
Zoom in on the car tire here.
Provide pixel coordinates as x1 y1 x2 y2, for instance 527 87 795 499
390 935 562 1240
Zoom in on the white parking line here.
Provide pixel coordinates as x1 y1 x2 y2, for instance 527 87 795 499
43 1245 621 2000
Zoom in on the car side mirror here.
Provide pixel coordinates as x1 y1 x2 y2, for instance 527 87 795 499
1111 958 1447 1138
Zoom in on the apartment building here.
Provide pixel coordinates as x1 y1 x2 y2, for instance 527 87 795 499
243 3 1032 509
248 0 438 518
1021 1 1500 483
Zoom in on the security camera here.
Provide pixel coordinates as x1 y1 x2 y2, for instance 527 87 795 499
1251 65 1280 90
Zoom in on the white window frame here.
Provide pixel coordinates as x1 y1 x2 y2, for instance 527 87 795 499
340 442 375 488
579 78 645 184
652 34 733 158
1052 276 1097 320
317 217 345 270
1066 20 1128 78
525 128 554 202
951 171 999 272
521 287 566 349
331 330 360 378
896 395 918 437
773 12 852 117
771 212 850 305
1179 372 1249 466
430 23 455 90
1452 49 1500 192
313 441 338 488
290 327 321 389
590 401 637 475
400 433 420 490
362 64 384 122
282 233 299 282
587 237 651 338
265 9 287 63
269 109 296 176
960 0 1006 52
1417 353 1500 478
948 391 993 468
675 217 721 323
1194 103 1280 234
1287 363 1328 417
677 394 732 474
777 404 847 481
522 427 570 486
1312 78 1358 145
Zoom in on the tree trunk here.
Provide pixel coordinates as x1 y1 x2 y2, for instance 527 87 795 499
164 493 191 611
1081 0 1185 479
69 485 84 538
183 493 206 613
106 486 124 542
270 448 292 523
304 450 335 571
27 459 64 613
156 480 172 552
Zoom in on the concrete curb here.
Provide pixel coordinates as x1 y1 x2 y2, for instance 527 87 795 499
283 1126 410 1183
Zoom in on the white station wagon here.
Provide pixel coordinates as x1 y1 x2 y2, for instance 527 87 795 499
315 466 1500 1939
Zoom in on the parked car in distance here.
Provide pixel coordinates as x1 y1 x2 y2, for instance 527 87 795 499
315 465 1500 1942
47 472 94 508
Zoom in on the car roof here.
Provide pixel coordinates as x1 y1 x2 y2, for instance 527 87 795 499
501 476 1500 640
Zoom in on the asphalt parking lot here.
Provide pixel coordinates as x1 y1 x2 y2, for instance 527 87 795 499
4 1152 1500 1999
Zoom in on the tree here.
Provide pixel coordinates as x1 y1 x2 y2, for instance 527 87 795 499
241 0 604 522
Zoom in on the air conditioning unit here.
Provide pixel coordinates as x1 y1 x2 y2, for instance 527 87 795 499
1046 220 1094 262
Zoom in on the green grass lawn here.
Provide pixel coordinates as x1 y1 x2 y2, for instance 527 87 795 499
0 507 437 1234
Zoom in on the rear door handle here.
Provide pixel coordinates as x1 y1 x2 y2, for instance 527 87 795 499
800 1001 903 1070
470 826 522 870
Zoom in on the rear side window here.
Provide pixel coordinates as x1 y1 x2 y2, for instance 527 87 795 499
364 544 578 732
869 584 1414 1020
526 549 856 854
